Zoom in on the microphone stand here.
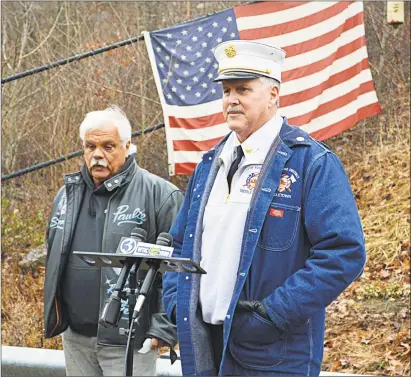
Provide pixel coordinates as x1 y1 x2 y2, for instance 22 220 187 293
123 260 140 376
123 259 161 376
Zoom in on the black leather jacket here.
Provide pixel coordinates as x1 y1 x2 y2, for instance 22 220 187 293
44 159 183 349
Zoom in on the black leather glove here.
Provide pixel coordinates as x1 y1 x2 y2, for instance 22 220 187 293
145 312 178 364
236 300 271 321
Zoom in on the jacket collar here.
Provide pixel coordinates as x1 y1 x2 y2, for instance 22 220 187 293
279 117 311 148
202 116 310 162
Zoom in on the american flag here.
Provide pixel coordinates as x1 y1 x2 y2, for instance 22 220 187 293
144 1 381 175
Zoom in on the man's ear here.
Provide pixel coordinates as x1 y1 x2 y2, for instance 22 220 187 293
269 86 279 109
125 140 131 156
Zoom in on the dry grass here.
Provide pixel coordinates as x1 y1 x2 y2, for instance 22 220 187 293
321 115 410 375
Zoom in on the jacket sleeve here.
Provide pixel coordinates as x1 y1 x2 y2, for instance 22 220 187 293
145 284 178 348
162 172 197 323
46 186 66 263
263 151 366 331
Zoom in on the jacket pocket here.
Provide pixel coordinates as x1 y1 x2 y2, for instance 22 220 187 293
229 312 287 370
257 203 300 251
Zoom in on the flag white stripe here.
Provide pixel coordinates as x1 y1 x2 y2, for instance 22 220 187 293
168 122 230 141
281 46 369 96
236 2 338 31
281 68 374 118
256 2 362 49
301 91 379 134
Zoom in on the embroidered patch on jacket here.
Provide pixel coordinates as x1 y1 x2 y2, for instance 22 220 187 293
278 173 292 193
274 168 300 199
243 172 259 191
112 205 147 226
269 208 284 218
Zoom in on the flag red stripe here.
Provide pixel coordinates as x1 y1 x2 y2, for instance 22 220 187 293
169 112 225 129
173 136 224 152
239 2 350 41
282 36 365 82
281 58 370 107
310 102 382 141
175 162 199 175
234 1 306 18
288 81 377 126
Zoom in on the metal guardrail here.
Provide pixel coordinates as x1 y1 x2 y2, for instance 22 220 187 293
1 345 181 377
1 345 370 377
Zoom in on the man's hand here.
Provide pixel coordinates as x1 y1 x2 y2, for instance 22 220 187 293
236 300 271 321
150 337 168 349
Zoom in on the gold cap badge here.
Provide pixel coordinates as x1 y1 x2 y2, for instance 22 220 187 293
224 45 236 58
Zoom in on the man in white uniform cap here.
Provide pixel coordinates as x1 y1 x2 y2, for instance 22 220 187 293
163 40 366 376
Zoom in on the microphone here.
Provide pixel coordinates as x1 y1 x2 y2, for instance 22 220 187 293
98 227 147 328
132 232 173 320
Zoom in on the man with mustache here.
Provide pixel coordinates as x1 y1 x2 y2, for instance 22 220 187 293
44 105 184 376
163 40 366 376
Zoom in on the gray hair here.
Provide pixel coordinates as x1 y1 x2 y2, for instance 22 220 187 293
260 76 281 107
79 105 137 154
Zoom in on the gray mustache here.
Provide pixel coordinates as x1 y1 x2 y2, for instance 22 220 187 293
227 108 244 114
91 159 108 168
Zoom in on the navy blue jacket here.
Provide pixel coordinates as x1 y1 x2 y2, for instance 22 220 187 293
163 118 366 376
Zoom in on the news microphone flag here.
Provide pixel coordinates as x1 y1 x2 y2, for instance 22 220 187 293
144 1 381 176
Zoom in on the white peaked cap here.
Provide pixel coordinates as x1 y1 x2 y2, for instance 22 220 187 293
213 40 286 83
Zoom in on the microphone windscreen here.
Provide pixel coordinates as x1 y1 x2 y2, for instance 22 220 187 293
130 227 147 242
156 232 173 247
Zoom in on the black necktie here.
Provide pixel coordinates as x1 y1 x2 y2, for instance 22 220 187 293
227 145 244 192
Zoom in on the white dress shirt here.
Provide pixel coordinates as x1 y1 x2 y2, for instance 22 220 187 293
199 113 283 324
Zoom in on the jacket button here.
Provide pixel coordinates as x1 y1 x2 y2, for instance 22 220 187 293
296 137 304 141
114 179 119 184
226 314 231 319
75 176 80 181
107 183 112 188
185 276 189 280
189 234 193 238
68 178 72 182
239 272 245 277
184 317 188 321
